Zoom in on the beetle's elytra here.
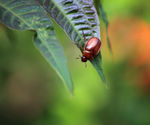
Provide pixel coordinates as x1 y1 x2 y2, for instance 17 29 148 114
81 33 101 62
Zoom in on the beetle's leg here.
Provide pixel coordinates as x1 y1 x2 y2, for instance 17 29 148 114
76 42 83 51
83 42 87 50
85 62 87 68
80 45 83 51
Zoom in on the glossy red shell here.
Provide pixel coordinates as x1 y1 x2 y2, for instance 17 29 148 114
85 37 101 56
82 37 101 61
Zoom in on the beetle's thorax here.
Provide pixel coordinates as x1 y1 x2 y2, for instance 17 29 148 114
83 50 93 60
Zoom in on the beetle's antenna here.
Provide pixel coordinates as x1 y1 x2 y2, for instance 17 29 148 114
76 55 81 59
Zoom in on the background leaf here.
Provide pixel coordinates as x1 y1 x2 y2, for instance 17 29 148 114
0 0 107 86
0 0 73 92
34 28 73 92
95 0 112 54
0 0 51 30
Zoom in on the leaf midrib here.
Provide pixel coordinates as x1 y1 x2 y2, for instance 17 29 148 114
37 30 66 80
51 0 83 45
0 2 32 28
39 34 71 88
0 0 52 30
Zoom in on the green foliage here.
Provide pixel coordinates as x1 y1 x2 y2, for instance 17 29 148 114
43 0 100 45
0 0 52 29
34 28 73 92
0 0 150 125
95 0 112 54
0 0 73 92
90 53 106 84
0 0 107 92
98 0 112 54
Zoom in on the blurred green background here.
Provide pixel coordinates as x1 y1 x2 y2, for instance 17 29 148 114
0 0 150 125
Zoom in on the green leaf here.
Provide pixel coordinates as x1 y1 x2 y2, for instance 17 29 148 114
41 0 106 83
0 0 52 30
34 28 73 92
38 0 100 46
95 0 112 54
0 0 106 86
0 0 73 92
90 54 106 84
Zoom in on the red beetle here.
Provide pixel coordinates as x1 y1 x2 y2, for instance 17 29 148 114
80 32 101 62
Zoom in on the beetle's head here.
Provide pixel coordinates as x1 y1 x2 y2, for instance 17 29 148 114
81 56 87 62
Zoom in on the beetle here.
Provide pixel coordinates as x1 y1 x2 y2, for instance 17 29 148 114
80 32 101 62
